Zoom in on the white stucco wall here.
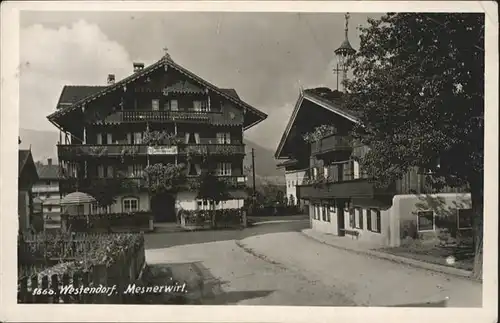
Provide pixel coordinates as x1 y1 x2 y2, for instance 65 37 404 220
308 193 472 248
108 192 151 213
176 191 245 211
285 169 307 204
391 193 472 247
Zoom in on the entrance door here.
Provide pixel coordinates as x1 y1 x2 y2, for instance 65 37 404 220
151 193 176 223
337 201 346 236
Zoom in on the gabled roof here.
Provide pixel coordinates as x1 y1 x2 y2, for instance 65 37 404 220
274 87 360 159
36 163 60 180
47 55 267 130
276 159 299 168
57 86 107 107
19 149 39 183
18 150 31 176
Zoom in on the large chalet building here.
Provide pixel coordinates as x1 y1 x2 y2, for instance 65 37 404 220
47 53 267 223
275 88 473 248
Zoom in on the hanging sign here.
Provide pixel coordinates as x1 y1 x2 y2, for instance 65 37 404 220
147 146 178 155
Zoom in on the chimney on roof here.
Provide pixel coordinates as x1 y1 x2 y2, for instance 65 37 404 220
107 74 115 85
47 158 52 166
133 62 144 73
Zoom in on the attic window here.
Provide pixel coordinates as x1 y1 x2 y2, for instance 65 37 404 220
133 62 144 72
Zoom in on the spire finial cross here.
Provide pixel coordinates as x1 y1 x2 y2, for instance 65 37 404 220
344 12 350 39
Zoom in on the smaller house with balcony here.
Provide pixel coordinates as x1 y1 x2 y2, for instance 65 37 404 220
275 87 472 248
46 52 267 226
33 158 63 229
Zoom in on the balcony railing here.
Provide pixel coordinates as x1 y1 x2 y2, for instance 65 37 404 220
186 175 248 189
180 144 245 155
59 177 147 193
100 110 223 123
58 144 149 159
310 135 352 156
58 143 245 159
298 179 395 200
60 175 247 193
32 185 60 193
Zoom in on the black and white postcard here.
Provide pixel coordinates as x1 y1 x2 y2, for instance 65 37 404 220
1 1 498 322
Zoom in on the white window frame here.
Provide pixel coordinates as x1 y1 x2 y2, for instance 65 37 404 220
97 165 104 178
134 132 142 144
92 204 111 214
367 208 381 233
123 197 139 213
217 162 232 176
353 160 360 179
417 210 435 232
197 199 220 210
216 132 231 144
170 100 178 111
96 133 103 145
354 207 363 229
152 99 160 111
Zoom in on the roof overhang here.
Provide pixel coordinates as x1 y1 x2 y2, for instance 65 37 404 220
274 89 360 159
47 57 267 130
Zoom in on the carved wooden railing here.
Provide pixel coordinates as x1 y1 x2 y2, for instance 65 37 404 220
310 135 352 155
100 110 223 123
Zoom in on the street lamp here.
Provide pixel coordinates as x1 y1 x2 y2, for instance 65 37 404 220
333 13 356 91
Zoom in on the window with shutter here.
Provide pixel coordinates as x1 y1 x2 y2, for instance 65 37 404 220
376 211 381 233
353 160 360 179
152 99 160 111
97 133 102 145
216 133 231 144
217 162 231 176
188 163 198 176
353 207 363 229
134 132 142 144
97 165 104 178
106 133 112 144
107 166 113 178
349 208 355 228
344 161 353 181
367 209 372 231
170 100 178 111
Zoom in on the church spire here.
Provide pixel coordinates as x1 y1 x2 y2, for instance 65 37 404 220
333 12 356 92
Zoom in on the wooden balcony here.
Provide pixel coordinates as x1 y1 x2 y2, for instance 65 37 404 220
58 143 245 160
298 178 395 200
186 175 248 189
58 144 148 160
180 144 245 156
60 175 248 193
59 177 147 194
100 110 223 124
310 135 352 156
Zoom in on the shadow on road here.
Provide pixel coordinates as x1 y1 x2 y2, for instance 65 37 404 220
145 218 309 249
141 261 275 305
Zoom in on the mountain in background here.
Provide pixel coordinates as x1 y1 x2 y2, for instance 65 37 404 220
19 128 285 186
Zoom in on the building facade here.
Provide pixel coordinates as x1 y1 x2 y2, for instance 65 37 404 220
33 158 62 228
275 88 472 248
18 149 39 232
277 159 308 209
47 53 267 224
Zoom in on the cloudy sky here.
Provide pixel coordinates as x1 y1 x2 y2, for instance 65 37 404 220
20 11 381 150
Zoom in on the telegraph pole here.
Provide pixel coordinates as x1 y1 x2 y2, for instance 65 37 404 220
251 148 256 199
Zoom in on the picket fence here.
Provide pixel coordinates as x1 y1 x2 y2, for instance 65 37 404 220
18 233 146 304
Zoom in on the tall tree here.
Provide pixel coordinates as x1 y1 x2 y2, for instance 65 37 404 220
343 13 484 279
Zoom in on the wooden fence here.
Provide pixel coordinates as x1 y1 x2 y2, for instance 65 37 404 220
18 233 146 303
